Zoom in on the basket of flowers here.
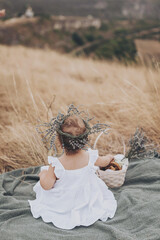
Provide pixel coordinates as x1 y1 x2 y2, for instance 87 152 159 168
95 128 157 188
96 154 129 188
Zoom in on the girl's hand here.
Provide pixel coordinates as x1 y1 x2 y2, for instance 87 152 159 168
102 154 114 167
39 165 56 190
95 154 114 167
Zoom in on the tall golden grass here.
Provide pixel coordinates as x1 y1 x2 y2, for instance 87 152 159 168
0 44 160 173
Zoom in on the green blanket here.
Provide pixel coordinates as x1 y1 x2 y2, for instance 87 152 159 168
0 157 160 240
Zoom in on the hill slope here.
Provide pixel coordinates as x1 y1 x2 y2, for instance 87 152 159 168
0 16 159 64
0 45 160 172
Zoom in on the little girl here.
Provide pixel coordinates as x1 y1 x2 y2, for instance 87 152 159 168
28 105 117 229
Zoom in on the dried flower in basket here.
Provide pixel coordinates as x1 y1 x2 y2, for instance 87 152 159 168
96 127 160 188
99 127 159 172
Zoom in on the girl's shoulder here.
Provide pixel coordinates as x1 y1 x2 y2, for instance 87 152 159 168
41 148 99 176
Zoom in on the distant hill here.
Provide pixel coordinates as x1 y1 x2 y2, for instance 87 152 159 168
0 0 160 20
0 16 159 63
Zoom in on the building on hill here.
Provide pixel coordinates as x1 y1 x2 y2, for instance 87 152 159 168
24 6 34 18
122 1 146 20
53 16 101 30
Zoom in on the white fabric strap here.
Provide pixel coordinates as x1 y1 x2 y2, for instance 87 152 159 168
87 148 99 166
48 156 65 178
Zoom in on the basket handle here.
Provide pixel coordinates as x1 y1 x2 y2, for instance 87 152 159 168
93 131 126 156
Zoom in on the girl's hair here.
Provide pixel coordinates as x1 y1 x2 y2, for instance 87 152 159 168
57 115 88 155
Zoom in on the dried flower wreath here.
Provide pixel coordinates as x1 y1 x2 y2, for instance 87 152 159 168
36 104 110 157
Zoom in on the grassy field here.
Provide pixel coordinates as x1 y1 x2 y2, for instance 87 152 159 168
0 44 160 173
135 39 160 66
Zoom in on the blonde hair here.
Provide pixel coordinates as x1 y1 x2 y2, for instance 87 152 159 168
61 115 86 136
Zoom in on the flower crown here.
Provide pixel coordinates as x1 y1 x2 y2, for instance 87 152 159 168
36 104 110 157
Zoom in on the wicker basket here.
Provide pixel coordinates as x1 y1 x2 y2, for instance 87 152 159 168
96 157 129 188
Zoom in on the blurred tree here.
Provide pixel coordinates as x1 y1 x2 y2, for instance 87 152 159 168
72 32 84 46
100 23 109 31
114 37 137 61
94 37 137 62
85 33 95 42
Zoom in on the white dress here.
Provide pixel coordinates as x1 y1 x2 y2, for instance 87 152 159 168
28 148 117 229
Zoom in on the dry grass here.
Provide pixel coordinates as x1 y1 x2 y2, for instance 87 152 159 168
0 44 160 173
135 39 160 67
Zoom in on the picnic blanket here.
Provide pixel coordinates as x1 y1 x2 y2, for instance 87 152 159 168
0 157 160 240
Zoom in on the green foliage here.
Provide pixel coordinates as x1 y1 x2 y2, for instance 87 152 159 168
72 32 84 46
94 37 137 62
85 33 95 42
134 19 158 31
114 37 137 61
88 26 96 32
95 40 115 59
100 23 109 31
114 28 129 37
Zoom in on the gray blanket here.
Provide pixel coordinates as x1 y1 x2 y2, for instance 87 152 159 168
0 157 160 240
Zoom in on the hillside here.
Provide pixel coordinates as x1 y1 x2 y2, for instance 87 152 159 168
0 45 160 172
0 0 160 20
0 16 159 64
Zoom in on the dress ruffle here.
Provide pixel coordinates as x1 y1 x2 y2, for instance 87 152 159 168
48 156 65 179
28 179 117 229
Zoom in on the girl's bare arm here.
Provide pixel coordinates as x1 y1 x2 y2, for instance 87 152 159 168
94 154 114 167
39 165 56 190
